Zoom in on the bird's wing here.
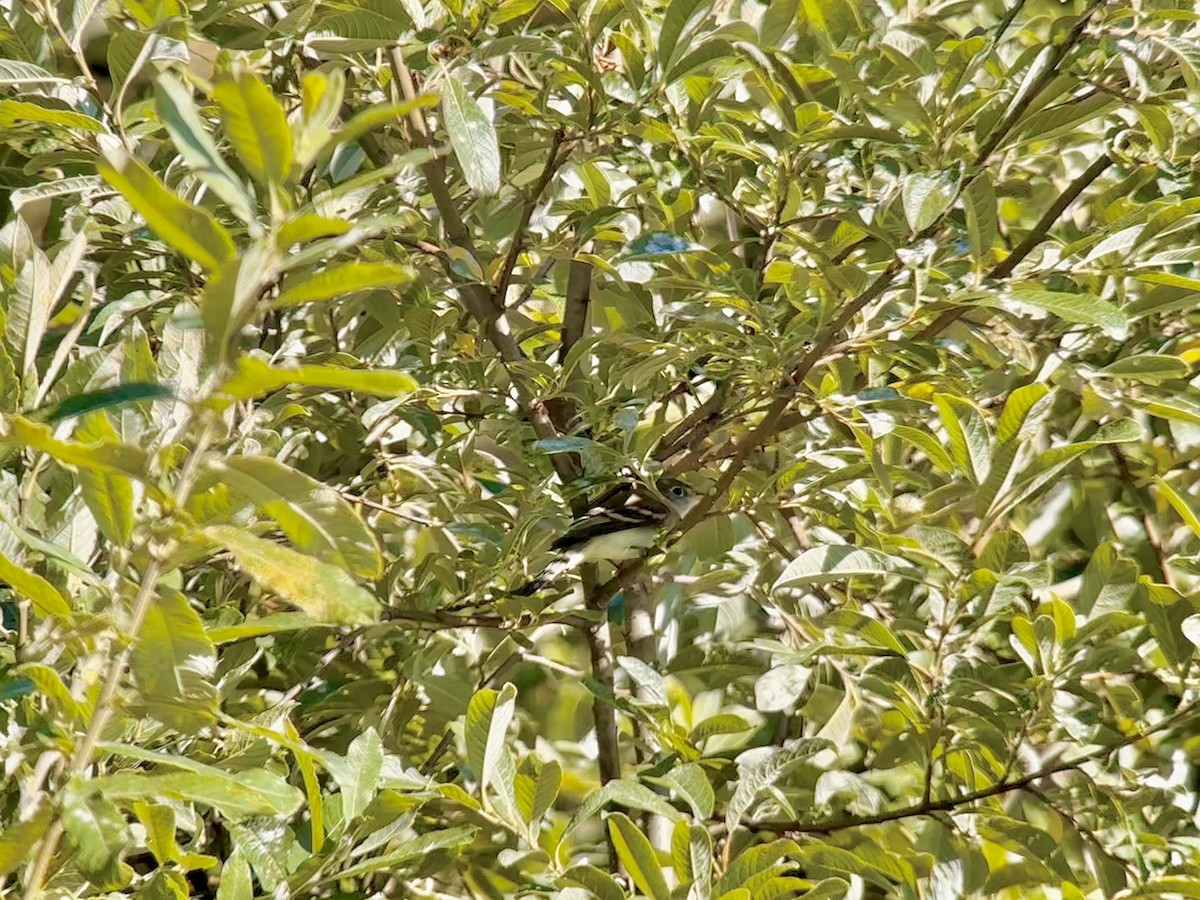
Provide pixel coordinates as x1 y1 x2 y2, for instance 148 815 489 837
551 493 668 551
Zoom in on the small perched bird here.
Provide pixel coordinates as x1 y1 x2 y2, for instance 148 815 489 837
514 479 700 595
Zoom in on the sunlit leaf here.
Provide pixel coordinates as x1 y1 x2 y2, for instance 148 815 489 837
441 67 501 196
203 525 380 625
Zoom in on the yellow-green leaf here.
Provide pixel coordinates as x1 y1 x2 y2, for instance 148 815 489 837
0 415 148 480
97 138 235 271
442 67 500 197
0 806 52 876
275 261 413 307
0 549 71 619
608 813 670 900
1156 477 1200 540
212 456 383 578
0 98 106 133
215 356 418 402
203 525 379 625
213 70 294 186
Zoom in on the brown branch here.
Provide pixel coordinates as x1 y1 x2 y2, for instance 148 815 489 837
972 0 1109 167
751 701 1197 835
916 152 1113 340
560 253 592 361
654 383 729 464
586 572 623 788
494 129 567 303
1109 445 1175 587
390 48 478 258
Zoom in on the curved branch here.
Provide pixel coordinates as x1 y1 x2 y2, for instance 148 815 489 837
748 702 1198 836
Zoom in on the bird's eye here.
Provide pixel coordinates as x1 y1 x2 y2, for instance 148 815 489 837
670 485 685 497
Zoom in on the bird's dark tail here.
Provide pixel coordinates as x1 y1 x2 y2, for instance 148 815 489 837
511 573 548 597
511 557 571 596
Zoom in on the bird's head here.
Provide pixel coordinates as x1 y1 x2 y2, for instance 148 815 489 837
656 478 701 518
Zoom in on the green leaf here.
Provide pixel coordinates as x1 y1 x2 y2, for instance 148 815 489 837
902 172 955 233
663 762 714 818
213 69 294 186
95 768 303 820
996 383 1051 445
1127 389 1200 427
37 382 174 423
0 98 105 132
559 779 682 859
516 758 562 825
658 0 708 70
0 59 63 86
0 805 52 876
203 525 380 625
441 67 501 196
323 727 383 823
0 548 71 619
726 740 831 831
795 843 907 890
1098 354 1190 383
212 456 382 579
62 780 132 890
1127 879 1200 899
963 173 997 261
331 96 439 149
10 230 87 390
228 820 287 892
215 356 418 402
671 820 713 891
216 848 252 900
20 662 85 721
330 826 478 880
465 683 519 817
275 214 351 248
206 612 333 644
689 713 754 743
618 655 668 705
1008 289 1128 331
275 261 414 307
1157 477 1200 540
715 839 801 896
563 865 625 900
774 545 921 589
0 415 149 480
97 137 236 272
666 39 733 83
754 663 811 712
75 413 136 546
155 75 256 223
934 394 991 483
130 588 218 731
608 813 670 900
979 383 1053 517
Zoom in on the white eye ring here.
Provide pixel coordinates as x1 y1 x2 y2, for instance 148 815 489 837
670 486 685 497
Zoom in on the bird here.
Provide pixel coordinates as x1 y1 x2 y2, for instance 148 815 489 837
513 479 701 595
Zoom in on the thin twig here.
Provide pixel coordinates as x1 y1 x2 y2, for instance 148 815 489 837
917 152 1113 340
751 701 1197 835
23 419 218 898
1110 445 1175 587
494 129 567 303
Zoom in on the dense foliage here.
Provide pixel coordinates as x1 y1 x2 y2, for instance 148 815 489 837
5 0 1200 896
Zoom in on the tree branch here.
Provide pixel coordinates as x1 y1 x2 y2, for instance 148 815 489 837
971 0 1109 167
495 129 568 304
916 151 1113 340
751 702 1198 835
1109 445 1175 587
